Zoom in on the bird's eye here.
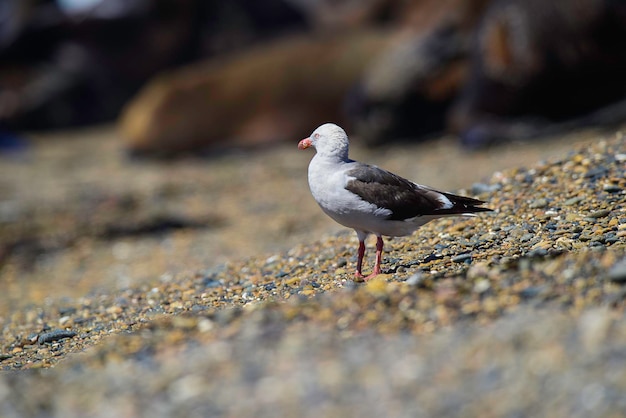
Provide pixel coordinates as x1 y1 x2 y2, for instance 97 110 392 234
313 133 320 139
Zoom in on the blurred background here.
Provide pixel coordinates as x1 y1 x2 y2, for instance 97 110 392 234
1 0 625 153
0 0 625 306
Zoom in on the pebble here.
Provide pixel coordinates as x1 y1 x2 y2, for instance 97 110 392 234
471 183 501 195
520 233 535 242
473 279 491 294
527 248 548 258
58 316 72 326
607 258 626 283
529 198 548 209
564 196 584 206
38 330 78 345
578 308 614 353
452 253 472 263
586 209 612 219
584 166 609 179
518 286 547 300
603 183 622 193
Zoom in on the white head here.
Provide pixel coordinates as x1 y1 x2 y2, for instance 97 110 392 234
298 123 350 160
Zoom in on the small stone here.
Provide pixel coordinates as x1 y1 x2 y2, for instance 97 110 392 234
171 316 199 330
423 253 444 263
58 307 77 316
106 305 124 315
264 255 280 265
518 286 547 300
283 277 300 287
555 237 573 250
578 308 613 353
482 297 500 314
452 253 472 263
603 183 622 193
520 233 534 242
531 240 552 251
471 183 500 195
197 319 214 333
38 330 77 345
603 234 618 244
584 166 609 179
405 273 424 286
17 333 40 347
58 316 72 326
587 209 611 219
473 279 491 294
202 277 222 288
300 288 316 296
529 198 548 209
607 258 626 283
564 196 583 206
466 262 490 280
527 248 548 258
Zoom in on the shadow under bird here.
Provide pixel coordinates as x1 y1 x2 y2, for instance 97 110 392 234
298 123 492 280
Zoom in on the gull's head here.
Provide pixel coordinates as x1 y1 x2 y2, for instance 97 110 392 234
298 123 350 159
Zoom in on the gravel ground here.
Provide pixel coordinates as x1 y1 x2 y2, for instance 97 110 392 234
0 126 625 417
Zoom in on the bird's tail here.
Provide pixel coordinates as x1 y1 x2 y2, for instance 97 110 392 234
436 191 493 215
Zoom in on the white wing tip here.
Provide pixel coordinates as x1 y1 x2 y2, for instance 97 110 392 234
437 194 454 209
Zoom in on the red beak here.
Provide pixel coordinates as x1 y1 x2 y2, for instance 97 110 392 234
298 138 312 150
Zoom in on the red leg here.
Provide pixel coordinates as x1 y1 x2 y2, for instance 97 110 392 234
355 240 366 278
365 236 384 280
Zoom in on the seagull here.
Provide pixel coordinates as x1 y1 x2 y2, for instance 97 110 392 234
298 123 492 280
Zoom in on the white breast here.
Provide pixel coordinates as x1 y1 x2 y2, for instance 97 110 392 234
307 156 431 236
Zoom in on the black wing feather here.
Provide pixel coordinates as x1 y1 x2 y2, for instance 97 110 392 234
345 164 491 221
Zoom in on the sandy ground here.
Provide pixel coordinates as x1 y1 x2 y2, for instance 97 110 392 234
1 124 625 417
0 124 602 308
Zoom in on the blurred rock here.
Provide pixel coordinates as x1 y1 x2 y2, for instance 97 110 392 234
286 0 404 30
120 30 392 156
0 0 307 130
4 0 626 152
353 0 626 147
452 0 626 148
352 0 491 144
